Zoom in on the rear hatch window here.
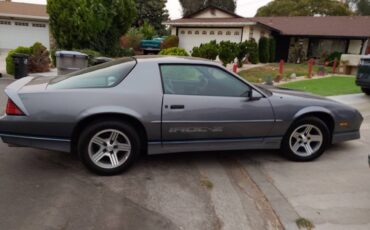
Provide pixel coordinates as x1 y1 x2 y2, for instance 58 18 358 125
48 57 136 89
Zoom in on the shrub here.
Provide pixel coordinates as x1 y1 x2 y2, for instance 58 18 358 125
159 47 189 56
327 51 342 66
259 37 270 63
218 41 238 67
236 41 248 67
139 21 156 40
28 42 51 73
191 40 218 60
246 39 259 64
269 38 276 62
111 48 135 57
78 49 102 66
161 35 179 49
6 46 31 75
120 28 143 51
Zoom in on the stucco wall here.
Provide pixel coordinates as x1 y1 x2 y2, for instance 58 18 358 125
0 18 50 49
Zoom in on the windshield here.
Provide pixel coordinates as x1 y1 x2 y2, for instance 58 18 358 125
48 57 136 89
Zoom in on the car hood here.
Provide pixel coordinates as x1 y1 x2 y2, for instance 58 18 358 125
256 84 332 101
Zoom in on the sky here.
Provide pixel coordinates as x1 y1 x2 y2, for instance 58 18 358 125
12 0 273 19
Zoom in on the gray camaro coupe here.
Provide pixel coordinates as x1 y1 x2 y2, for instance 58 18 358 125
0 56 363 175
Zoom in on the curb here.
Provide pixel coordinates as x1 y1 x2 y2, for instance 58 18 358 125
238 157 300 230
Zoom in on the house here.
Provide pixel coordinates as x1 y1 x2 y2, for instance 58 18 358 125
164 6 273 52
0 0 50 50
164 6 370 62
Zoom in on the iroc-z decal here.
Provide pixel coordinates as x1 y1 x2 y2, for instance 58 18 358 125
169 127 224 133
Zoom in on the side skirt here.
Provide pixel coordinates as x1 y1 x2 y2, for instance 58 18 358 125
147 137 282 155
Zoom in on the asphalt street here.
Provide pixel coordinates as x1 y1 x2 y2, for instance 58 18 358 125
0 78 369 230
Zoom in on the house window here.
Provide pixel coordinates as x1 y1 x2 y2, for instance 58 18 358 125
180 30 185 34
218 31 223 35
261 30 266 37
202 31 207 35
226 31 231 35
249 27 254 39
195 31 199 35
32 23 46 28
210 31 215 35
0 20 11 25
187 30 192 35
15 22 29 26
234 31 240 36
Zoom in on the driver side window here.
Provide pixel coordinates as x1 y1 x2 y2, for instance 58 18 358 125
160 64 251 97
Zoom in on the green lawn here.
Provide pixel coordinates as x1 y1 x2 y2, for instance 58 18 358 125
279 76 361 96
238 63 332 83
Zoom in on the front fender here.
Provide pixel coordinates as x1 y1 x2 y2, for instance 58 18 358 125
293 106 335 120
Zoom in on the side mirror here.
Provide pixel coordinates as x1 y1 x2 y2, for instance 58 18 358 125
247 89 262 101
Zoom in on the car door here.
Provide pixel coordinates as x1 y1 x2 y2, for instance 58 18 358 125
160 64 275 150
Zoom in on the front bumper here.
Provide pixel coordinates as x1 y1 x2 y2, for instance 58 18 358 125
0 133 71 152
356 79 370 88
332 131 361 144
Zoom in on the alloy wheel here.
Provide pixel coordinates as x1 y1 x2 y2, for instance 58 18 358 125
289 124 323 157
88 129 131 169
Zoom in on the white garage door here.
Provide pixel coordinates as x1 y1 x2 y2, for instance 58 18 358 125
0 19 50 50
178 28 242 52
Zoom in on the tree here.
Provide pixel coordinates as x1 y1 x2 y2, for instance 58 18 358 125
246 39 259 64
179 0 236 17
259 37 270 63
134 0 169 34
47 0 137 55
347 0 370 15
256 0 352 16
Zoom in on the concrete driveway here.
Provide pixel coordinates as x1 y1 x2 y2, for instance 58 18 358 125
246 93 370 230
0 77 369 230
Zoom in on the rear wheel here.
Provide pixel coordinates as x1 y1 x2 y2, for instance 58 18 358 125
281 117 330 161
78 121 141 175
361 88 370 95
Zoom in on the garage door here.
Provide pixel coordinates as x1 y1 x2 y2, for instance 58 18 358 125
0 19 50 50
178 28 242 52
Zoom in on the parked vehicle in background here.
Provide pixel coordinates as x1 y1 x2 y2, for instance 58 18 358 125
0 56 363 175
356 56 370 95
140 36 167 54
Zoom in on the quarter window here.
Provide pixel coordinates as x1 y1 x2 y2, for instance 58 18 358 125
160 65 251 97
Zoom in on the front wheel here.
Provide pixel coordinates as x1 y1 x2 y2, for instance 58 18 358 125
281 117 330 161
361 88 370 95
78 121 141 175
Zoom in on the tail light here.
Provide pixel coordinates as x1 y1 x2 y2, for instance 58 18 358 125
6 99 25 116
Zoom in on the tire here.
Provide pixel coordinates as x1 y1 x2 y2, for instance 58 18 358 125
281 117 330 161
361 88 370 95
78 120 142 175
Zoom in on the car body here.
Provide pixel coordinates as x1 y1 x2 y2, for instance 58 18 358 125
356 56 370 95
0 56 363 175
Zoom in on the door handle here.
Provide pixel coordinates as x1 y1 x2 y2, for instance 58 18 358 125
170 105 185 110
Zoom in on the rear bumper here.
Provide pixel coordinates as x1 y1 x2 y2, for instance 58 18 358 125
332 131 360 144
0 133 71 152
